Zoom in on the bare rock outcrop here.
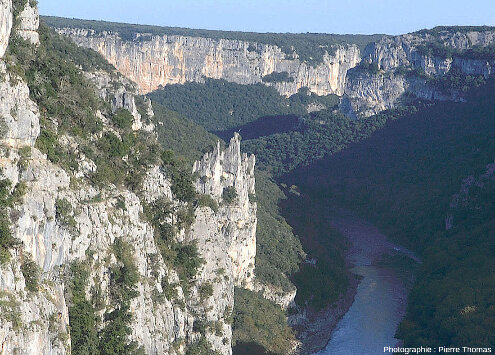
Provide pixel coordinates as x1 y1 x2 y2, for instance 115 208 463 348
193 133 257 288
343 29 495 116
0 6 258 354
17 1 39 45
0 0 12 57
55 27 361 97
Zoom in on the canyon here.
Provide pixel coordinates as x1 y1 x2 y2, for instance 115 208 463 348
50 18 495 118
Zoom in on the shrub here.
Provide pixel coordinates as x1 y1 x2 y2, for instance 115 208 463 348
67 261 99 355
161 150 197 203
17 146 31 171
0 178 22 264
199 282 214 300
222 187 238 204
175 243 204 282
35 129 62 163
21 257 40 292
262 71 294 83
196 194 219 213
160 278 178 301
176 205 195 230
185 337 220 355
111 108 134 130
98 132 129 158
55 198 77 232
232 288 295 354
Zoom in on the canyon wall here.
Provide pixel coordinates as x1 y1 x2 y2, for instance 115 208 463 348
53 23 495 118
55 27 361 97
0 0 12 57
343 29 495 116
0 4 257 354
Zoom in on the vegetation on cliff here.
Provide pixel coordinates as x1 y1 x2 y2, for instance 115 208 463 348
68 241 144 355
254 171 305 291
42 16 383 65
232 288 295 354
0 178 25 263
6 23 160 189
150 92 301 353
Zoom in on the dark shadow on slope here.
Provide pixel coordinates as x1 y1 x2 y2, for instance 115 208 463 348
232 342 277 355
213 114 302 141
284 80 495 251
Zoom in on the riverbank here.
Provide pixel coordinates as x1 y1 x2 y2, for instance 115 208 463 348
289 272 359 355
280 193 356 354
317 209 419 354
284 196 420 354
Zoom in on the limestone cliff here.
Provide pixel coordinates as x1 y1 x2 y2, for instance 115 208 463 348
342 29 495 116
193 134 256 288
53 23 495 119
0 5 257 355
16 1 39 45
54 27 361 97
0 0 12 57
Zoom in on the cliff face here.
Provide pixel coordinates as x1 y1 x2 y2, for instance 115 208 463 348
0 0 12 57
0 5 257 355
54 28 361 97
343 29 495 116
17 1 39 45
54 24 495 118
193 134 256 288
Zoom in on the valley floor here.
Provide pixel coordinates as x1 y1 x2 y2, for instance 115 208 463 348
285 198 419 355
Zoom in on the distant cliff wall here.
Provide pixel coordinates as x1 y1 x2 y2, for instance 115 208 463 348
343 30 495 116
56 25 495 118
55 28 361 97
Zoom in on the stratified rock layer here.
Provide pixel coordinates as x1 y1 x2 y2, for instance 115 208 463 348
55 28 361 97
343 29 495 116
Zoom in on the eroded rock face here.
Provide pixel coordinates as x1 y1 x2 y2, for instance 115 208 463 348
0 7 257 354
0 0 12 57
193 133 256 288
56 24 495 119
17 1 39 45
0 93 254 355
0 61 40 148
55 28 361 97
343 29 495 116
85 69 155 131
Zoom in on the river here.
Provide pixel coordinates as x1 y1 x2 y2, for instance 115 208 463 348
315 210 420 355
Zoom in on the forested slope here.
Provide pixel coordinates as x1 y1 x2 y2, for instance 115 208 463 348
287 80 495 347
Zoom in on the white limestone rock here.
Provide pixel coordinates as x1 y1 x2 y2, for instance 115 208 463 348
0 61 40 148
56 27 361 97
0 0 12 57
343 29 495 117
17 1 39 45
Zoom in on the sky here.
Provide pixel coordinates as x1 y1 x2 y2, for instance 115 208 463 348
38 0 495 35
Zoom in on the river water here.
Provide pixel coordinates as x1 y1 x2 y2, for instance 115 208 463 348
316 211 419 355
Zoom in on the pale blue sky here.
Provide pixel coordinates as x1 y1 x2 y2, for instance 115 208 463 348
38 0 495 35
